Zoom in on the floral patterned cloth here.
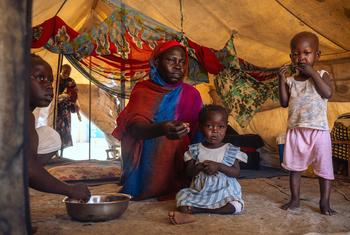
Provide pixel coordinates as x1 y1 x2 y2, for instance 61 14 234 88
214 36 279 127
56 95 73 148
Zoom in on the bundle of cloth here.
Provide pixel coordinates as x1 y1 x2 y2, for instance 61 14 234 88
36 126 61 164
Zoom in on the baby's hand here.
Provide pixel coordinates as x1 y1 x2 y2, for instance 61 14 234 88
296 63 315 77
195 162 204 172
202 160 220 175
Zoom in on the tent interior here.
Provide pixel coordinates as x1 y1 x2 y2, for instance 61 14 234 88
29 0 350 234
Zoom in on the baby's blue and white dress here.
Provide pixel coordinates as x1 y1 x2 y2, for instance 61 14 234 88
176 143 247 213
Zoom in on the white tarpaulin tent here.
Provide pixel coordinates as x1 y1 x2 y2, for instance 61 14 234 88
32 0 350 166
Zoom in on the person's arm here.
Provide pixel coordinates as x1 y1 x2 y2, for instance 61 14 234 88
129 120 189 140
202 159 240 178
297 64 332 99
75 100 82 121
278 65 290 107
28 113 90 200
185 159 204 178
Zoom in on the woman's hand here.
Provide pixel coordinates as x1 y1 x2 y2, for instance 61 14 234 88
162 121 190 140
202 160 220 175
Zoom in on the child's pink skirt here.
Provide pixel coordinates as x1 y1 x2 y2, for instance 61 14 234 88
282 127 334 180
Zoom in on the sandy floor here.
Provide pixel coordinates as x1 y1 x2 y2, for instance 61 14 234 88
30 176 350 235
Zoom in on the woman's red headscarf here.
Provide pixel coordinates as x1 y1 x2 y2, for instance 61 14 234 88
150 40 189 69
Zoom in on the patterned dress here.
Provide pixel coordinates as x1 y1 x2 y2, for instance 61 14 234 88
176 143 247 209
55 76 78 149
56 95 73 148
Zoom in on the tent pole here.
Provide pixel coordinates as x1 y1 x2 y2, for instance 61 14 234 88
53 53 63 130
89 56 92 160
0 0 32 234
121 0 126 109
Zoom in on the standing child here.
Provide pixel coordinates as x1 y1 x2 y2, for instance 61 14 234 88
278 32 335 215
169 105 247 224
56 64 81 157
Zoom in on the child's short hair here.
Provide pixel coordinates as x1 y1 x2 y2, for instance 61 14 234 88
61 64 71 71
199 104 228 125
290 31 319 50
31 53 49 67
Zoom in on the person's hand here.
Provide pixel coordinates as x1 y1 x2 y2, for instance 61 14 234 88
278 64 290 81
162 121 190 140
77 111 82 121
202 160 220 175
195 162 205 174
295 63 316 77
67 183 91 201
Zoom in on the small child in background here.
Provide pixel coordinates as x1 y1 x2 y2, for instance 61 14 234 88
169 105 247 224
278 31 335 215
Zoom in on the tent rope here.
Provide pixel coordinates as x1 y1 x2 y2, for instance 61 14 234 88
179 0 184 40
55 0 67 16
275 0 347 51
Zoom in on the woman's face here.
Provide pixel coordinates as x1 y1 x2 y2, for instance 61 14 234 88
155 46 186 84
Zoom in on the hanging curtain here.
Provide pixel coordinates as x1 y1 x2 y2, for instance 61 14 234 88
31 1 281 127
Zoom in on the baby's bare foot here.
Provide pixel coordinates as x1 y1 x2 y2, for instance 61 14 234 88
178 205 195 214
168 211 196 225
281 200 300 210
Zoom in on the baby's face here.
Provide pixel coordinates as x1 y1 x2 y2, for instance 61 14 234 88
200 111 227 148
290 38 319 66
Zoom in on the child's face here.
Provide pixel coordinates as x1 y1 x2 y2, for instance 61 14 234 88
290 38 319 66
61 67 71 79
30 64 53 109
200 111 227 148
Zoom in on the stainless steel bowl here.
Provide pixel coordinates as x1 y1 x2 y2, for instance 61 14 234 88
63 193 132 222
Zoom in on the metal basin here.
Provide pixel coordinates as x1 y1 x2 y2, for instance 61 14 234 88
63 193 131 222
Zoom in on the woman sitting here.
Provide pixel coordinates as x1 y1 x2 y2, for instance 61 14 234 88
112 40 203 200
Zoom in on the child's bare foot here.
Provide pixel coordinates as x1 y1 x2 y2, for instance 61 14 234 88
281 200 300 210
178 206 193 214
320 201 337 216
168 211 196 225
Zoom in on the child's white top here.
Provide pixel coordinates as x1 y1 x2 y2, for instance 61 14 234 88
286 70 329 131
184 143 248 163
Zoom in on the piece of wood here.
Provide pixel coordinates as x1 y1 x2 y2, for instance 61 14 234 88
0 1 32 234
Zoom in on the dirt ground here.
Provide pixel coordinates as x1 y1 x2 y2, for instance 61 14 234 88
30 176 350 235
